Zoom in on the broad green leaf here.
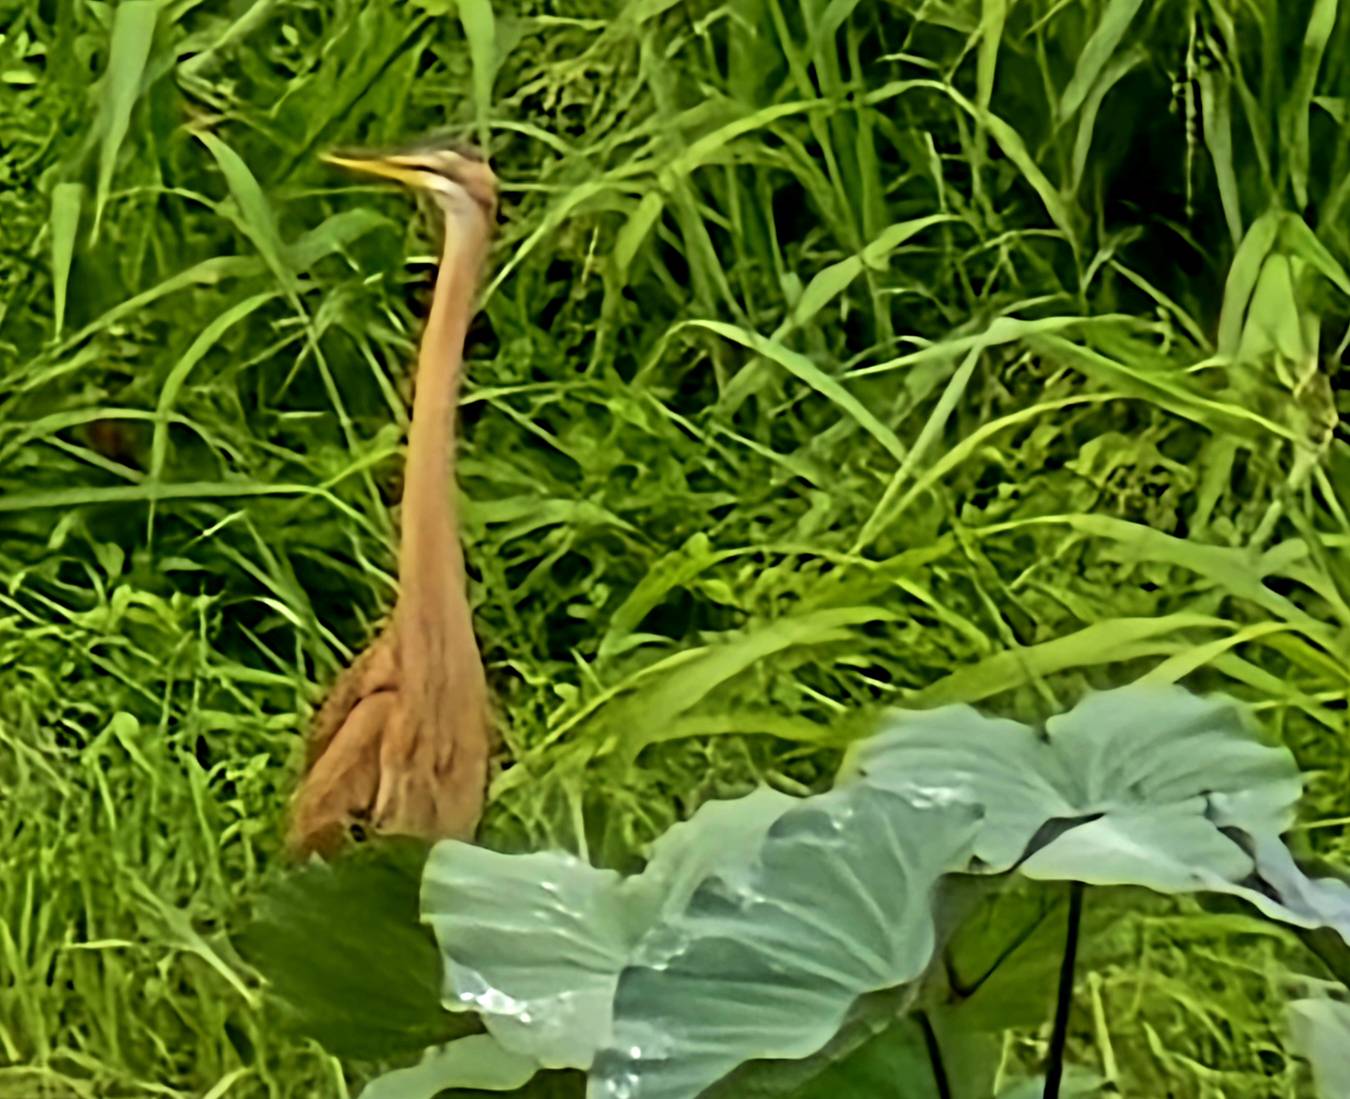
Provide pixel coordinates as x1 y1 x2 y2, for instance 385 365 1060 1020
940 882 1117 1033
845 686 1300 884
704 1007 997 1099
236 839 458 1061
361 1034 540 1099
1288 998 1350 1098
423 745 978 1099
1227 833 1350 941
93 0 158 238
421 787 797 1070
623 786 799 923
591 789 979 1099
996 1067 1108 1098
423 846 634 1068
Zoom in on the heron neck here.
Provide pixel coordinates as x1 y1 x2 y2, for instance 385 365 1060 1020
397 211 490 607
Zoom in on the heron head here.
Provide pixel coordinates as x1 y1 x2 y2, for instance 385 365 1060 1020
323 143 497 221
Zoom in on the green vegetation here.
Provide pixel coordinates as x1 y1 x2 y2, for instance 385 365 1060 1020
2 0 1349 1096
315 686 1345 1098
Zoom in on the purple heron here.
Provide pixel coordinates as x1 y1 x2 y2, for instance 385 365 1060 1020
287 146 497 859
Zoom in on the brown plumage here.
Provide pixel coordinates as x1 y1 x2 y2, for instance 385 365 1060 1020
288 146 498 859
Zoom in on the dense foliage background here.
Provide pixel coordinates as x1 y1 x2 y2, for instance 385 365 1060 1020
2 0 1349 1095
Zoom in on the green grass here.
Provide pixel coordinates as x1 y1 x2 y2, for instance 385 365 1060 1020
2 0 1349 1095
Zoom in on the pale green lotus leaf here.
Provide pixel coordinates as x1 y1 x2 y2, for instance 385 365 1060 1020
421 786 799 1070
1215 832 1350 941
1288 998 1350 1098
418 684 1329 1099
588 787 981 1099
846 686 1301 886
361 1034 539 1099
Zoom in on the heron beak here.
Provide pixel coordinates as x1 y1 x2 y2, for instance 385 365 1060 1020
321 152 430 189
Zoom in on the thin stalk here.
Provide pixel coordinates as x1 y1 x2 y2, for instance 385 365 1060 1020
917 1010 952 1099
1043 881 1086 1099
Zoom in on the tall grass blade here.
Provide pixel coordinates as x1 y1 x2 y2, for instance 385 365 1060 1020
1058 0 1146 122
92 0 158 240
49 183 83 340
689 319 908 463
1218 212 1283 356
1281 0 1339 208
1199 68 1243 247
457 0 498 152
195 131 301 300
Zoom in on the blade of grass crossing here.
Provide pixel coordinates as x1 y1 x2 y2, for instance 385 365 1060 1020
144 291 279 539
1280 216 1350 297
1218 211 1283 355
194 131 301 302
686 319 909 463
906 614 1228 708
977 0 1008 115
853 342 982 554
611 100 826 285
1070 48 1148 195
1057 0 1146 122
865 80 1076 245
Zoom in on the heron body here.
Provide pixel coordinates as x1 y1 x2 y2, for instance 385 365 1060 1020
288 148 498 858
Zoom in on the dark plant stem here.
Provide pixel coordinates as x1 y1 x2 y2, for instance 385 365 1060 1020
1043 881 1086 1099
917 1011 952 1099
